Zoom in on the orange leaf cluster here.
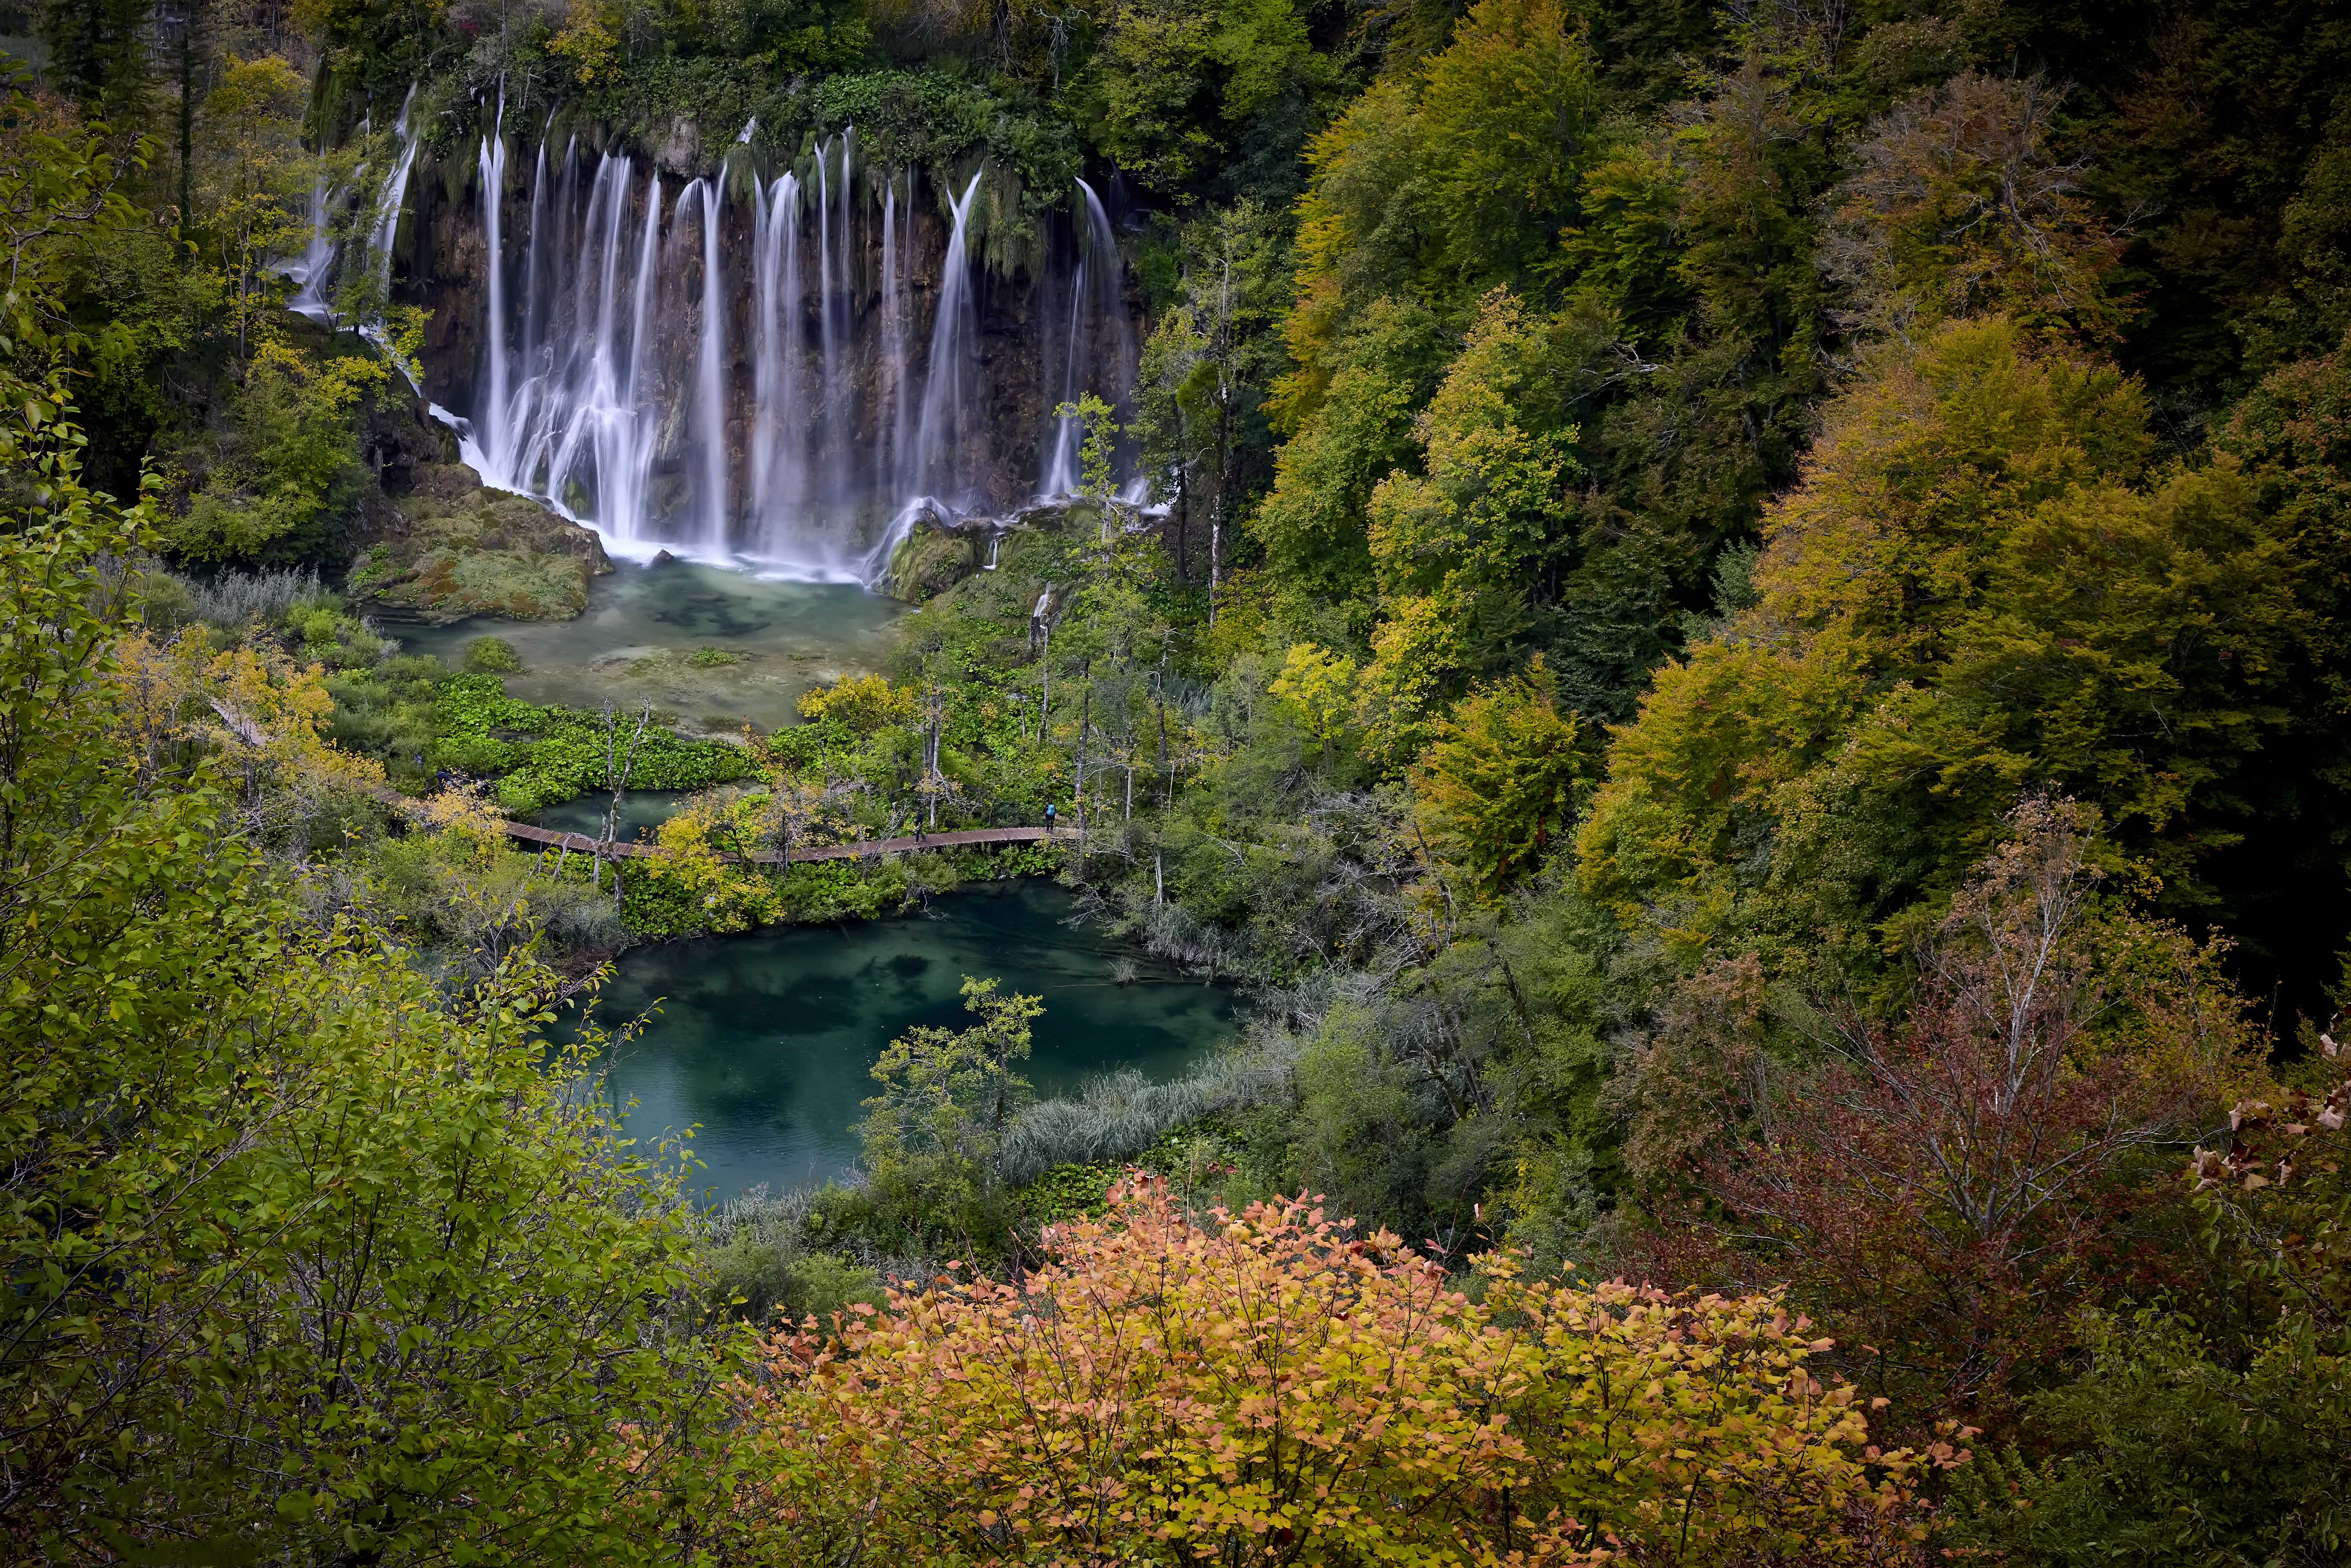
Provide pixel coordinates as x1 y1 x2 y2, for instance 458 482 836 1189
739 1180 1942 1565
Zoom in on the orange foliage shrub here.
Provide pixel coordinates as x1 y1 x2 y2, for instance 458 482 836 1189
740 1181 1951 1565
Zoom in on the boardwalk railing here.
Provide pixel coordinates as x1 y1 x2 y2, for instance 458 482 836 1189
501 820 1059 864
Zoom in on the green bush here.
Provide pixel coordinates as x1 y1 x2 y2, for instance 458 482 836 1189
1017 1162 1119 1223
431 732 520 777
431 674 751 805
464 635 525 673
704 1236 882 1328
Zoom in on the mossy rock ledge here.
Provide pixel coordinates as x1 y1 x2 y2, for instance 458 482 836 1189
884 500 1085 602
349 461 613 624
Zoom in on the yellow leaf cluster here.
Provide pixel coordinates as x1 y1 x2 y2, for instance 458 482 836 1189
797 673 919 737
109 629 385 809
409 782 508 865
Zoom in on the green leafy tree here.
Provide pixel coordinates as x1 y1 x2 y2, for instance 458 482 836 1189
172 337 388 564
1272 0 1603 418
1249 295 1446 601
1127 200 1288 615
1356 289 1581 764
0 70 151 378
1073 0 1346 195
0 399 743 1559
191 54 318 362
1411 655 1584 903
859 976 1045 1229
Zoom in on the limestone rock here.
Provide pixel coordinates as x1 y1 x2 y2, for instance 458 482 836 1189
883 500 1087 602
351 454 612 625
654 117 701 177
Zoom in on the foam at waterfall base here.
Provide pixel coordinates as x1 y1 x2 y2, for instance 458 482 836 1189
434 401 898 584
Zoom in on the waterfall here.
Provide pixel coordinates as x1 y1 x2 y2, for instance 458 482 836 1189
435 125 1139 583
284 84 422 335
908 168 986 509
812 139 837 512
362 88 421 314
285 177 335 322
1041 178 1135 498
611 171 666 541
750 172 803 549
457 150 669 547
879 172 911 501
811 131 857 516
691 177 731 552
475 102 512 483
522 144 550 382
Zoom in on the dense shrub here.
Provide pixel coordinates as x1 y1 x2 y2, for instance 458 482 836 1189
742 1181 1953 1565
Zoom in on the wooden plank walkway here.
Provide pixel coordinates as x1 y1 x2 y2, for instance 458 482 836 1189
501 819 1058 864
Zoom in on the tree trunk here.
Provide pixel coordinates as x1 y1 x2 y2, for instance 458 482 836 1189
1158 700 1171 809
178 3 193 240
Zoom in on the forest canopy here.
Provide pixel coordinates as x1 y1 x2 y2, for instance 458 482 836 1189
8 0 2351 1560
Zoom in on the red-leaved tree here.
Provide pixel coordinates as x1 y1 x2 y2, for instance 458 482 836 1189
1624 798 2261 1424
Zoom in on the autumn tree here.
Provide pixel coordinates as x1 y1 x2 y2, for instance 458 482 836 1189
1617 799 2261 1426
1579 317 2307 961
1823 73 2128 347
1265 640 1356 766
797 671 918 737
191 55 316 361
1945 1017 2351 1563
742 1179 1951 1565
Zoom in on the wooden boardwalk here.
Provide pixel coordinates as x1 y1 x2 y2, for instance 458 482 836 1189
501 819 1058 864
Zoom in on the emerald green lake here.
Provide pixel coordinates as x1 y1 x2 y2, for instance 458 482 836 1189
566 882 1236 1199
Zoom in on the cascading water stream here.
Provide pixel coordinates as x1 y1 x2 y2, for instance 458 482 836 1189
879 173 912 501
461 146 672 548
475 100 513 484
749 172 802 546
284 84 422 339
285 177 336 321
858 167 987 580
360 89 423 365
692 177 731 553
1041 179 1133 498
908 168 986 507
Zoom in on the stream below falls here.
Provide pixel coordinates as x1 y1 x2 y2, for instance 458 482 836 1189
403 566 1232 1201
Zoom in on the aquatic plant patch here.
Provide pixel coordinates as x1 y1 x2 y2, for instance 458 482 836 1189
432 674 750 810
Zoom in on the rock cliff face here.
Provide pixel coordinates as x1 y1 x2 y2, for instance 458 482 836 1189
387 122 1140 574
